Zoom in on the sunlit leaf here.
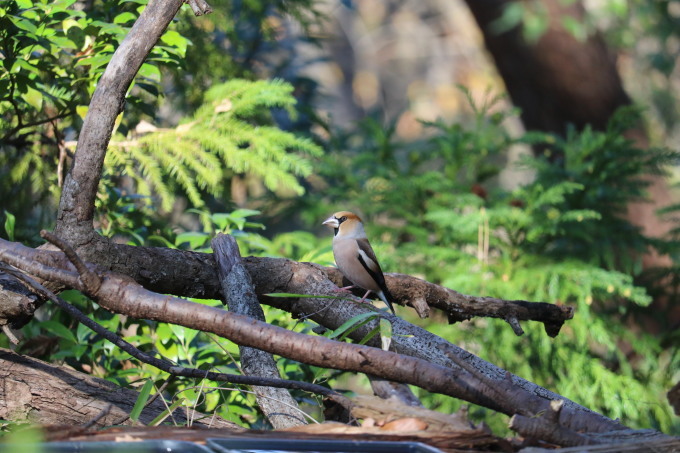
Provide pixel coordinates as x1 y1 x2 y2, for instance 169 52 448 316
130 379 155 422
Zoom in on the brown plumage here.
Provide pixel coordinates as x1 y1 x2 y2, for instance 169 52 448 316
322 211 396 314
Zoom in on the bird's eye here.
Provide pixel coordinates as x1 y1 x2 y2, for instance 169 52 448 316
339 216 347 222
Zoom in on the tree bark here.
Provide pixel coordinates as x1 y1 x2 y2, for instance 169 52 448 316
212 233 306 429
0 348 238 429
0 239 628 439
54 0 183 245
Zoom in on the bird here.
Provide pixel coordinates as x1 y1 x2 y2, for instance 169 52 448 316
322 211 396 314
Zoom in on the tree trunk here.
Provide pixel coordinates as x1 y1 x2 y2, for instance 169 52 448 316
464 0 629 136
0 348 238 429
464 0 675 274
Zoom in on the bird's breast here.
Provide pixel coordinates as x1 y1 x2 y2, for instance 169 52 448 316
332 237 380 292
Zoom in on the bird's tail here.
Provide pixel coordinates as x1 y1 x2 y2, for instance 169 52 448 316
378 288 396 315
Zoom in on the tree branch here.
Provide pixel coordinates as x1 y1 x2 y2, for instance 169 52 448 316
0 238 627 442
0 348 237 429
55 0 184 243
212 233 306 428
324 267 573 336
20 238 573 336
0 261 347 413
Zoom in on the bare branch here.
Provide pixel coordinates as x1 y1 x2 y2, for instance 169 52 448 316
0 262 349 412
1 325 19 345
509 412 596 447
184 0 212 15
0 271 43 329
55 0 184 243
325 268 573 336
0 239 625 437
40 230 101 294
212 233 306 428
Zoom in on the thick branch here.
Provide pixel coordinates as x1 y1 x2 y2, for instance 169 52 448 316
20 238 572 336
0 272 42 329
0 262 350 410
0 239 625 440
55 0 184 243
0 348 237 429
324 268 573 336
212 233 305 428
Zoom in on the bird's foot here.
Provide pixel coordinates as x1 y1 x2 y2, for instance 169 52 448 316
333 285 355 293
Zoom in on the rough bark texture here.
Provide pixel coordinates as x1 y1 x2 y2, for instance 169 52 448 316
212 233 305 429
46 425 506 451
0 348 238 429
0 240 628 441
0 273 42 329
54 0 183 246
0 239 573 337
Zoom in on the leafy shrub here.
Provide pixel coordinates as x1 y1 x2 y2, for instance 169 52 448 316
299 95 679 433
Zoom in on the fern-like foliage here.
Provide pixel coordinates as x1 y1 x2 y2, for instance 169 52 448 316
104 79 322 212
297 95 680 433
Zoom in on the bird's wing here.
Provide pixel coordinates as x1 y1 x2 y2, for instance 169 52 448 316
355 238 387 289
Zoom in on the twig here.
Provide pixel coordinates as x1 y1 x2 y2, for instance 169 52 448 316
82 404 113 430
184 0 212 15
1 325 20 345
0 108 75 143
40 230 101 293
505 316 524 336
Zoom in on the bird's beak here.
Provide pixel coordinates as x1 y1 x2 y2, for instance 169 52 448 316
322 216 339 228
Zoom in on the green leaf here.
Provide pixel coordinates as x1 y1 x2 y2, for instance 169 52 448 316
10 16 38 34
175 231 209 250
24 86 43 110
62 17 80 33
357 326 380 345
229 208 261 218
147 235 176 248
160 30 189 55
76 105 88 120
148 398 186 426
113 12 136 25
38 320 77 344
4 211 15 241
130 379 155 422
379 318 392 351
328 312 378 340
138 63 160 82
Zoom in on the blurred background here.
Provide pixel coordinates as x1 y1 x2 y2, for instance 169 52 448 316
1 0 679 434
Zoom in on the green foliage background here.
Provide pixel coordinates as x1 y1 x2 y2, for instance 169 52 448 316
1 0 678 437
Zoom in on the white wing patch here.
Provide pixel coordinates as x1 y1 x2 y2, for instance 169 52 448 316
357 248 379 273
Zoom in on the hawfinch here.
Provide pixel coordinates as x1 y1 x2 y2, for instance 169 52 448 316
322 211 396 314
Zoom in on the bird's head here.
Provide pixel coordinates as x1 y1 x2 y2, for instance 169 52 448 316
322 211 365 237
